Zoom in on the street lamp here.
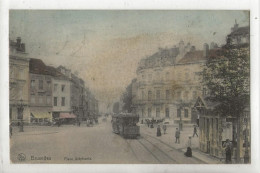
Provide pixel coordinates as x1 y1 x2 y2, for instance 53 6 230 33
179 111 183 131
17 99 25 132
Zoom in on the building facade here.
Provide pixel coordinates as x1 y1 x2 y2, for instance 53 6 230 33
29 59 53 123
9 37 30 124
57 66 99 121
48 66 72 120
133 41 215 124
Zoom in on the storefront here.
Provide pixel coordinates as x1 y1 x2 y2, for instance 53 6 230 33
30 111 52 125
194 96 250 162
59 112 77 124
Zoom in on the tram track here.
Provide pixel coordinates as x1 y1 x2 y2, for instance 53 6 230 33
143 133 206 164
125 137 178 164
138 137 179 163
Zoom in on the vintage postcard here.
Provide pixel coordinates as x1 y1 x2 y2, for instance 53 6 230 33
1 0 260 172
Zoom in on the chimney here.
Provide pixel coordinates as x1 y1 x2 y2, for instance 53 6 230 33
231 19 239 32
21 43 25 52
16 37 21 47
203 43 209 57
190 46 196 51
179 40 185 55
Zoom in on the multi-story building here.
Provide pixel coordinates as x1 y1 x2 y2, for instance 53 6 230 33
29 59 53 123
57 66 98 121
9 37 30 124
48 66 74 121
133 40 215 124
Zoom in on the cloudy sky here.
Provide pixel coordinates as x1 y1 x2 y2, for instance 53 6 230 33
9 10 249 112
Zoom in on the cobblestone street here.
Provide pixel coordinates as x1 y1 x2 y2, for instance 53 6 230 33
10 118 221 164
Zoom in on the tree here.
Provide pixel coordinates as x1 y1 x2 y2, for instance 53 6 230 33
121 82 133 113
202 43 250 163
113 102 120 114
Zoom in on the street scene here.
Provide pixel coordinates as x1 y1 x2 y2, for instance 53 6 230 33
9 10 250 164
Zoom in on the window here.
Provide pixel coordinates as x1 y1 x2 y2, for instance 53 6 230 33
47 81 51 90
184 109 189 118
203 87 207 96
19 69 24 79
148 74 152 82
61 85 65 92
148 108 151 117
39 96 43 104
156 72 160 80
142 74 145 81
185 72 189 80
156 108 160 117
142 91 145 100
31 96 35 103
62 97 65 106
142 109 144 117
39 80 43 90
165 72 170 81
156 90 160 100
31 80 35 89
165 108 169 118
148 91 152 101
54 97 57 106
193 91 197 99
177 109 181 118
19 89 23 99
54 84 58 92
178 73 181 81
165 90 170 100
177 91 181 100
47 97 51 104
184 91 189 101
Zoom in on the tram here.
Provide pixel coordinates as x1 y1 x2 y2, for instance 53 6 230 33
112 113 140 138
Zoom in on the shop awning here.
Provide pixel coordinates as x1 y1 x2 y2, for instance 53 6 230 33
31 111 52 119
59 113 77 119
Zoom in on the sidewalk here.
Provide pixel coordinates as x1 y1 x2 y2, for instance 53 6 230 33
140 123 223 164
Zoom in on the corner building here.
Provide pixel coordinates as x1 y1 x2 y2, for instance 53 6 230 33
133 41 218 124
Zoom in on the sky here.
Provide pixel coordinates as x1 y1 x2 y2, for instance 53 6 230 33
9 10 249 113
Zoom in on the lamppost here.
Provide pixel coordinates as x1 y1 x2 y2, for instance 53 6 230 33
244 111 250 163
179 105 183 131
17 99 25 132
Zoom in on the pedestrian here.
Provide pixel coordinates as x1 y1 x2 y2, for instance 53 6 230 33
184 147 192 157
193 126 198 137
225 139 232 164
157 125 161 137
175 128 180 144
163 124 167 134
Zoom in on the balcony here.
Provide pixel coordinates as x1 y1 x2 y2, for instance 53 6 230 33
133 99 171 106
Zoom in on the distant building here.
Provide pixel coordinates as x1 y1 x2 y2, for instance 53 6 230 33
9 37 30 124
57 66 99 121
29 59 53 123
226 20 250 46
48 66 73 121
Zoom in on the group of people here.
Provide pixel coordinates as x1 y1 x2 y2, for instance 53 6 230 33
156 124 167 137
154 124 199 158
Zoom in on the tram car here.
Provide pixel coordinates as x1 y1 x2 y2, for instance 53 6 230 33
112 113 140 138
